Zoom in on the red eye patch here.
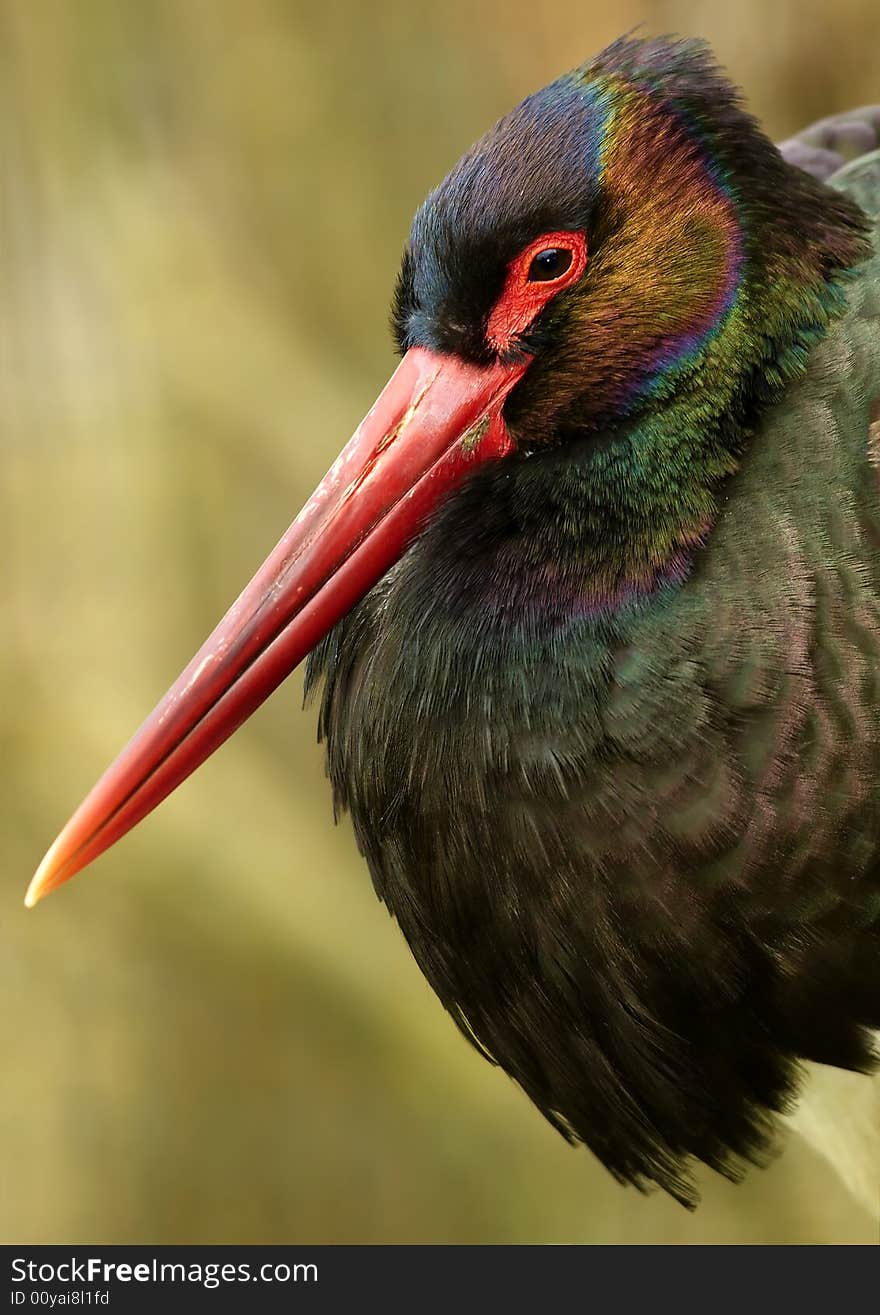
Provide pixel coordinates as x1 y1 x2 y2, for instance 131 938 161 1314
486 230 587 353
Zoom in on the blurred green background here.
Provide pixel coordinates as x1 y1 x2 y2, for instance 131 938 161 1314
3 0 878 1244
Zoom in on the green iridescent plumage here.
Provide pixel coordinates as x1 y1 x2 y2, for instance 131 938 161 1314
309 38 880 1203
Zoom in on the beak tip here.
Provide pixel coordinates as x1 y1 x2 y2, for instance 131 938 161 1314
25 838 66 908
24 879 43 910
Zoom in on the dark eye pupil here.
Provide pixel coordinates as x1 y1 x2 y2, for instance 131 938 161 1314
528 247 573 282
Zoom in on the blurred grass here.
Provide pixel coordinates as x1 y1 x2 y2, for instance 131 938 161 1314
2 0 878 1242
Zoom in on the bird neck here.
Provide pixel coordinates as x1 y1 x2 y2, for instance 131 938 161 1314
428 363 784 626
441 415 712 621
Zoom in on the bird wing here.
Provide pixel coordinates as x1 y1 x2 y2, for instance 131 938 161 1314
785 138 880 1221
578 171 880 1197
780 106 880 183
828 145 880 218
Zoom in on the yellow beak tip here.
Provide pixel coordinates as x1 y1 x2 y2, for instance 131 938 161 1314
24 877 44 909
24 844 62 909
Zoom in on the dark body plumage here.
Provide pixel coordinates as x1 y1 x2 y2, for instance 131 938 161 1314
307 38 880 1202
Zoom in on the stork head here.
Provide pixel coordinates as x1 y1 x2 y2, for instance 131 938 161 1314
394 34 867 441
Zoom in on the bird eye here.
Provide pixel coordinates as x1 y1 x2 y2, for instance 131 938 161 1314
487 230 586 351
527 247 573 282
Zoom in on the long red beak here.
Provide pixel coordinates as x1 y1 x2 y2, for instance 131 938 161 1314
26 345 529 907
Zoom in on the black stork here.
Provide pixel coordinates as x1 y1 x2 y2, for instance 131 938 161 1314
27 35 880 1205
